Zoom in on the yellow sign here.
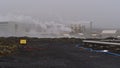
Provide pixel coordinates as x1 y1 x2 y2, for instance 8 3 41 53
20 39 27 45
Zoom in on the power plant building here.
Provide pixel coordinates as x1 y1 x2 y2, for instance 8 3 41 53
0 22 16 37
0 21 34 37
101 30 118 38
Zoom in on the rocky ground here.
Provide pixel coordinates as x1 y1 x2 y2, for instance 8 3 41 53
0 37 120 68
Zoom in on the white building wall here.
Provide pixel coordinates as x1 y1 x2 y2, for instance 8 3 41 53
0 21 32 37
0 22 16 37
101 30 118 38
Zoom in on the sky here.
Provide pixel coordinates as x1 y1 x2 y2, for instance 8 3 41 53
0 0 120 28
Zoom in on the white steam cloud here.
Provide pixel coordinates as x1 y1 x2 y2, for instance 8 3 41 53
0 14 71 38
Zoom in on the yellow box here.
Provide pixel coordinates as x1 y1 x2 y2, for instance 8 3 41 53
20 39 27 45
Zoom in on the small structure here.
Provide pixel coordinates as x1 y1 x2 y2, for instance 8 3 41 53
101 30 118 38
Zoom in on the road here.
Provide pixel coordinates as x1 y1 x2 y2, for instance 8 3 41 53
0 44 120 68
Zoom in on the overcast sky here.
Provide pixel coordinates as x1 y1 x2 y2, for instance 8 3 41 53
0 0 120 28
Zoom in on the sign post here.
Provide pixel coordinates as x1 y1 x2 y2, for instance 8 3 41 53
20 39 27 45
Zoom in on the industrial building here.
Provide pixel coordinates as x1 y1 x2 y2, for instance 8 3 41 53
0 21 34 37
0 21 16 37
63 21 92 38
100 30 118 38
69 24 86 34
65 21 88 34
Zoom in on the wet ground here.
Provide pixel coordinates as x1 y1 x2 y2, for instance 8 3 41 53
0 43 120 68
